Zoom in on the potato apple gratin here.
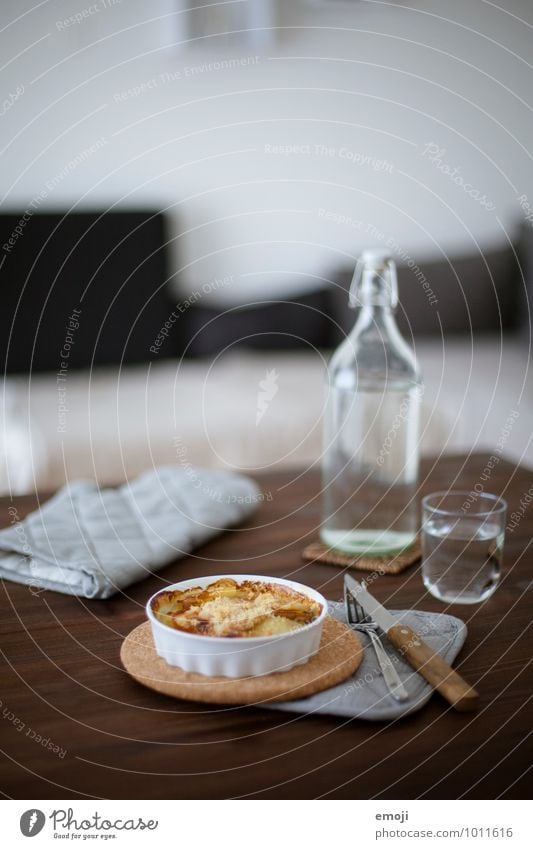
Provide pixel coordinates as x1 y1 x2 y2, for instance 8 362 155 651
151 577 323 638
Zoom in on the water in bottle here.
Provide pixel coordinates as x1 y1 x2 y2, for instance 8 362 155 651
321 250 423 555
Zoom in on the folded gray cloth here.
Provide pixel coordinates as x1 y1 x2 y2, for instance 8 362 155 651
266 605 467 721
0 467 260 599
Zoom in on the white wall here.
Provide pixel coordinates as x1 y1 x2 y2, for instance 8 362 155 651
2 0 533 304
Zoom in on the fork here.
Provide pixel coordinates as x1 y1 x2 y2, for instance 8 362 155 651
345 581 409 702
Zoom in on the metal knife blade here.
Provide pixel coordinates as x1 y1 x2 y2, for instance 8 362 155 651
344 576 409 701
344 574 479 712
344 574 397 632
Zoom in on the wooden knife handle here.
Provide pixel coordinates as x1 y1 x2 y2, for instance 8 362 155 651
387 624 479 712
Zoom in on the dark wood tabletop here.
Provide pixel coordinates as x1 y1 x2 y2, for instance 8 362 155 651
0 453 531 800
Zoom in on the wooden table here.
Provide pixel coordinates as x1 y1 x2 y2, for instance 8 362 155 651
0 454 531 800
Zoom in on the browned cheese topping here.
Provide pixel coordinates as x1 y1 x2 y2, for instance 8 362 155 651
151 578 322 638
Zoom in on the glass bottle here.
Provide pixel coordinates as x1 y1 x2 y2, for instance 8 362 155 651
321 249 423 555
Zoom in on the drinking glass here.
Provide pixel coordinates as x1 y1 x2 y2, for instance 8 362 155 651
421 491 507 604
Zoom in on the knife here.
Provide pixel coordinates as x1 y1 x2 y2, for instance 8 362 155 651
345 575 479 712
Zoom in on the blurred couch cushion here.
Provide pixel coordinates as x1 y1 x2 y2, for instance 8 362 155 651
0 210 172 373
177 289 331 356
4 337 532 495
175 247 521 356
517 222 533 333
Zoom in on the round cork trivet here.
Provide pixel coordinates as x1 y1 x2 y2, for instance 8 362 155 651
120 617 363 705
302 538 421 575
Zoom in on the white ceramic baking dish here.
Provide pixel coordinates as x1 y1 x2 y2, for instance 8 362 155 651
146 574 328 678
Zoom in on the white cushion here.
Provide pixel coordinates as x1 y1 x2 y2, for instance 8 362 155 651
2 340 530 494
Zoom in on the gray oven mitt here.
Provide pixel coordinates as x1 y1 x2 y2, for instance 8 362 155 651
0 466 260 599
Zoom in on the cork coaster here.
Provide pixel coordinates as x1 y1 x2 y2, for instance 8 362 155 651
120 617 363 705
302 539 421 576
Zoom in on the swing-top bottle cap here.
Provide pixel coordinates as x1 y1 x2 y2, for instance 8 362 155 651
349 249 398 308
360 249 391 268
